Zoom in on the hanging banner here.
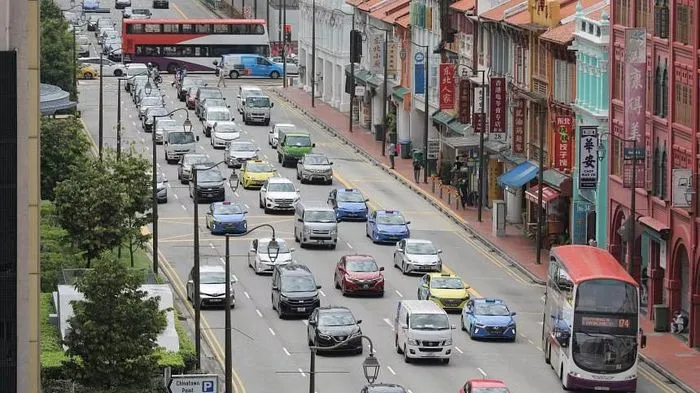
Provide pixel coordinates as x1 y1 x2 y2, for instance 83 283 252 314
623 27 647 188
473 113 485 133
578 126 599 189
458 79 471 124
554 116 573 170
369 32 383 73
439 63 455 109
387 41 398 76
489 77 506 138
512 99 525 154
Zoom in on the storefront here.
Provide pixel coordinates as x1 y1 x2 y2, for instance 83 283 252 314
639 216 670 317
497 161 539 226
392 87 411 145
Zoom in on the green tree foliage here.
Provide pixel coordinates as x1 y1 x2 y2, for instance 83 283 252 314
63 255 167 390
40 117 91 200
40 202 84 292
40 0 75 96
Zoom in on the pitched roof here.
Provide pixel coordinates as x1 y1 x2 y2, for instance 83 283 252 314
370 0 410 22
481 0 524 22
540 1 609 44
381 5 410 24
450 0 475 12
359 0 393 12
396 13 410 27
346 0 367 7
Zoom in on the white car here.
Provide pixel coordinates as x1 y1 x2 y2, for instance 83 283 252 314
186 265 236 308
259 177 300 213
268 123 296 147
77 56 126 77
115 0 131 9
393 239 443 275
203 106 232 137
268 57 299 74
210 121 242 148
138 96 165 119
247 238 294 274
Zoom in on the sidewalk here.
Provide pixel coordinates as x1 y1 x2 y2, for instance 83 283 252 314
273 86 700 393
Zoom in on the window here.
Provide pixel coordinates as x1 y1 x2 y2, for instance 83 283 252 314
213 24 230 33
660 146 667 198
614 0 629 25
163 24 179 33
612 127 623 176
195 24 211 33
675 4 693 45
534 40 547 78
654 0 669 39
553 59 574 103
674 75 692 127
613 54 623 100
144 24 161 33
127 24 144 33
182 24 193 33
162 46 177 56
652 141 660 196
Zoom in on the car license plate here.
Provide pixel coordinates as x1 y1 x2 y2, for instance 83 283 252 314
210 299 222 303
297 307 306 312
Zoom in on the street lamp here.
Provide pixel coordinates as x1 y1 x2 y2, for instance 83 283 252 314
366 24 391 157
281 0 288 88
311 0 317 107
411 41 429 183
71 22 88 94
99 47 122 160
308 335 379 392
362 353 381 384
329 8 355 133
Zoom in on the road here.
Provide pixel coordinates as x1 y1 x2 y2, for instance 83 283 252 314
70 0 684 392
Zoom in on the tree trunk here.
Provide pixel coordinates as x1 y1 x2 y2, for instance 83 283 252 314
129 239 135 268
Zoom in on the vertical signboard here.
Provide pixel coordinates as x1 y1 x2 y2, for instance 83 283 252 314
439 63 455 109
623 28 647 188
578 126 599 189
414 52 425 95
512 99 525 154
458 79 471 124
489 77 506 140
387 41 398 76
370 32 383 73
554 116 573 170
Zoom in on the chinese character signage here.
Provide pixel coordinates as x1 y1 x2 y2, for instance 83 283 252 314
439 63 455 109
473 113 485 133
512 99 525 154
458 79 471 124
489 77 506 137
554 116 573 170
370 32 383 73
623 162 646 188
387 41 398 76
624 27 647 189
578 126 598 189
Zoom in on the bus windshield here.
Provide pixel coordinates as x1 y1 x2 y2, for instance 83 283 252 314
572 333 637 374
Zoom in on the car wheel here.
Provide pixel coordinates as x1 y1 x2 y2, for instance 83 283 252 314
264 207 270 214
229 70 239 79
401 261 408 275
166 63 178 74
395 337 402 354
294 228 300 242
296 170 301 180
545 342 551 364
270 71 280 79
403 346 411 363
205 220 209 229
334 277 340 289
277 153 282 163
340 282 347 296
113 69 123 77
442 358 450 365
469 325 476 340
259 196 264 208
264 119 270 126
355 347 363 355
329 244 336 250
461 317 467 331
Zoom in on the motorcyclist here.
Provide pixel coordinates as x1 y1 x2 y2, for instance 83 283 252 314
148 62 162 85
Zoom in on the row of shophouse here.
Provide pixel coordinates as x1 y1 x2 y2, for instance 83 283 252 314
296 0 700 347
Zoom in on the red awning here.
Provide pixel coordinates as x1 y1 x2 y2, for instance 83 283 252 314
525 185 560 207
639 216 670 233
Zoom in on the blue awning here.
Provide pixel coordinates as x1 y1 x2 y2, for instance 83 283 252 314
498 161 539 190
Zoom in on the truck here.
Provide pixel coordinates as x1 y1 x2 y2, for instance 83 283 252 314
242 95 273 126
276 129 314 167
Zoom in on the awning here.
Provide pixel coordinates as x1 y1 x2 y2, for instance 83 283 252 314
442 135 480 149
639 216 670 239
498 161 539 189
345 65 372 85
484 139 508 154
525 185 561 207
432 110 456 127
447 120 471 135
392 86 410 100
366 74 383 87
542 168 573 197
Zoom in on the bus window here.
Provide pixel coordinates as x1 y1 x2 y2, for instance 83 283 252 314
143 46 161 56
557 270 574 302
231 24 243 34
194 47 209 57
163 24 179 33
145 24 161 33
182 24 193 33
177 47 193 56
128 24 144 34
213 24 230 33
253 24 265 34
162 46 177 56
195 24 211 33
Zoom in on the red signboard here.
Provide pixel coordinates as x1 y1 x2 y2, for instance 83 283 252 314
512 99 525 154
489 77 506 135
458 79 471 124
473 113 485 133
439 63 455 109
554 116 573 170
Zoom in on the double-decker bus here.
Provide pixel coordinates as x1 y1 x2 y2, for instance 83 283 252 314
121 18 270 73
543 245 647 392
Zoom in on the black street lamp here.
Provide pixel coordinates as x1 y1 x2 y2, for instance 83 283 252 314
362 353 381 384
366 24 391 157
308 335 379 392
411 41 429 183
311 0 316 107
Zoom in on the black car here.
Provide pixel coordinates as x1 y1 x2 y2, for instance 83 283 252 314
360 383 407 393
271 264 320 318
152 0 169 8
307 307 363 354
189 166 226 202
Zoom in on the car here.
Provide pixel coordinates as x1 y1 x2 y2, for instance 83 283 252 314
205 201 248 235
130 8 152 19
210 121 242 148
156 173 168 203
259 177 300 213
122 6 133 18
307 307 363 354
360 383 407 393
393 239 442 274
333 254 384 296
268 123 296 147
459 379 511 393
143 107 169 132
82 0 100 10
202 106 233 137
328 188 369 221
178 76 205 101
462 298 517 341
186 265 236 309
198 98 229 120
75 35 90 58
195 87 225 119
115 0 130 9
186 87 198 109
366 210 410 244
178 153 211 184
152 0 169 8
138 96 165 120
76 64 99 80
154 119 177 144
271 264 321 318
224 141 260 168
240 160 276 189
268 56 299 74
417 273 470 311
296 153 333 184
247 238 294 274
189 166 227 202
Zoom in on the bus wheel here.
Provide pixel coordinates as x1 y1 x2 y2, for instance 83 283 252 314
270 71 280 79
166 63 178 74
545 342 551 364
560 365 570 390
229 70 239 79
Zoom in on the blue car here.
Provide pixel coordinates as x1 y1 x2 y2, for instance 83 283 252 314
205 201 248 235
328 188 369 221
82 0 100 10
366 210 410 243
462 298 517 341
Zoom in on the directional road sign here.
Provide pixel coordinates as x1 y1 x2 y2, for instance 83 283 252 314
167 374 219 393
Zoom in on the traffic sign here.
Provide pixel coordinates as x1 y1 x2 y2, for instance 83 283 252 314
414 52 425 63
168 374 219 393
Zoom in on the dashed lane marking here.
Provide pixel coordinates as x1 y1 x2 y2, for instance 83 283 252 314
346 242 353 249
387 366 396 375
181 205 187 211
477 368 487 377
255 309 263 318
302 320 308 326
455 346 463 354
283 347 291 356
318 290 326 297
268 328 276 336
383 318 393 329
528 339 534 345
298 368 306 377
394 290 403 298
244 291 250 299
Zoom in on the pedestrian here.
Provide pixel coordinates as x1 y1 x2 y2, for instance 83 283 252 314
412 157 422 183
217 64 226 88
671 310 688 334
458 177 469 208
388 141 396 169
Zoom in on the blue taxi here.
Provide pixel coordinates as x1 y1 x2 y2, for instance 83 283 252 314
328 188 369 221
461 298 517 341
365 210 410 244
205 201 248 235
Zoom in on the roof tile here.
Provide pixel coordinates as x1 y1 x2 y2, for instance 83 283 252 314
346 0 366 7
450 0 475 12
359 0 391 12
480 0 524 22
540 0 608 44
370 0 410 22
396 13 410 27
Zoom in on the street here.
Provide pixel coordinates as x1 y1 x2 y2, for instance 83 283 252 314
73 0 685 392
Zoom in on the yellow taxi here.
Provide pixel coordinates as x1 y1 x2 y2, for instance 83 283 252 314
240 160 277 189
417 272 471 311
77 64 99 80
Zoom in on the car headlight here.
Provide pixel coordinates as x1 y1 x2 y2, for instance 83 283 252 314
212 220 219 227
304 228 312 234
279 295 289 302
475 323 485 328
444 338 453 346
407 339 419 345
318 333 331 339
350 330 361 337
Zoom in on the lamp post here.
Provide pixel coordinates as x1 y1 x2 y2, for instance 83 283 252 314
311 0 316 107
366 25 390 156
534 104 546 265
330 9 354 133
411 42 430 183
308 335 380 393
98 47 122 160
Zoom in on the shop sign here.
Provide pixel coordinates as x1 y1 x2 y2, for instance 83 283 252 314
578 126 598 189
439 63 455 109
387 41 398 75
553 116 573 170
458 79 471 124
427 139 440 159
623 28 647 188
473 113 485 133
512 99 525 154
370 32 383 73
489 77 506 139
414 64 425 94
622 162 645 188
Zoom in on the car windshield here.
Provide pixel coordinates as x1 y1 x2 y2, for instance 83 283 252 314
247 96 270 107
213 204 244 215
346 260 378 272
410 314 450 330
201 90 223 99
431 277 464 289
376 214 405 225
147 108 168 118
168 132 195 144
215 124 241 133
281 276 316 292
140 97 161 107
200 271 228 284
337 192 365 203
207 111 230 121
405 242 436 254
318 311 356 326
156 119 177 129
305 155 329 165
475 303 511 316
257 240 290 254
205 99 227 107
246 162 274 172
472 389 510 393
184 155 208 166
268 182 295 192
285 135 311 146
230 143 256 152
305 210 336 223
572 333 637 374
197 169 223 182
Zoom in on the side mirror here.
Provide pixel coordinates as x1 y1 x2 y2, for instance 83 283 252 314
312 143 316 147
308 319 317 326
162 179 168 183
187 280 194 285
379 266 385 271
464 284 471 289
297 218 303 222
164 141 168 145
269 129 274 133
365 198 370 202
249 247 255 253
227 105 231 108
464 309 473 315
270 102 274 108
329 161 334 165
356 320 362 324
405 221 411 225
236 95 241 99
400 323 408 329
231 117 235 121
316 284 322 289
421 283 428 288
437 249 443 253
221 177 227 181
510 311 517 316
230 277 238 284
196 136 200 141
368 218 375 223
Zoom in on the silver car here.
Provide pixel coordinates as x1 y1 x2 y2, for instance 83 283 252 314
393 239 443 275
247 238 294 274
154 118 177 144
138 96 165 119
156 173 167 203
268 123 296 148
186 265 236 308
224 141 260 168
143 107 169 132
198 98 229 120
178 153 211 184
210 121 242 149
296 153 333 184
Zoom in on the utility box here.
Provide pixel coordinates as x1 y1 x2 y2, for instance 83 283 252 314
492 200 506 237
653 304 669 332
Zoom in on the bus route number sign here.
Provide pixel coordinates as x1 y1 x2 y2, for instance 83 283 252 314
580 316 631 329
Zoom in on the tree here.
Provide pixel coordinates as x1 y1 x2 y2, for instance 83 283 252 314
40 117 91 200
40 202 84 292
63 255 167 389
53 158 131 266
40 0 75 97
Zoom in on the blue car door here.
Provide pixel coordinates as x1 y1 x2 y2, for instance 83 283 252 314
255 56 271 77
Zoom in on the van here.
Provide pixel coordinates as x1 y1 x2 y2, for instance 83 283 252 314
294 201 338 249
277 130 314 167
219 54 284 79
394 300 455 364
164 130 199 164
242 94 273 126
271 264 321 318
237 85 263 114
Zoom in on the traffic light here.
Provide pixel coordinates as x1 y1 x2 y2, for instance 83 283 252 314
284 24 292 42
350 30 362 63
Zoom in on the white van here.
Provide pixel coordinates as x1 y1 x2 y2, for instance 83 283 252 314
237 85 263 114
394 300 454 364
242 94 273 126
164 130 199 164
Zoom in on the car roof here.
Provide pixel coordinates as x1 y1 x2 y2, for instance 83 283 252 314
317 306 352 314
200 265 225 273
254 237 287 244
472 298 506 305
376 210 403 216
206 106 229 112
304 153 327 158
427 272 459 279
404 238 431 244
469 379 508 388
344 254 375 261
267 177 293 184
337 188 362 194
299 201 334 210
212 201 243 208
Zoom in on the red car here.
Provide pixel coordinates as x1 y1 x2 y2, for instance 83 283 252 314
186 88 197 109
334 254 384 296
459 379 510 393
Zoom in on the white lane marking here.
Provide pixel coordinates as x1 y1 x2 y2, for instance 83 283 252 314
209 242 215 249
283 347 291 356
528 339 534 345
318 290 326 297
477 368 487 377
173 194 179 200
219 257 225 264
244 204 249 209
519 333 527 338
407 390 413 393
346 242 353 249
200 146 206 150
256 309 263 318
536 346 543 352
244 291 250 299
302 320 308 326
167 182 172 188
181 205 187 211
141 137 146 144
232 274 238 282
234 192 240 198
268 327 276 336
144 146 149 151
395 290 403 298
298 368 306 377
206 154 211 159
387 366 396 375
454 346 463 354
251 138 255 142
383 318 394 329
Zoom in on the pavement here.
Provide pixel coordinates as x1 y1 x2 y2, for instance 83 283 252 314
274 86 700 393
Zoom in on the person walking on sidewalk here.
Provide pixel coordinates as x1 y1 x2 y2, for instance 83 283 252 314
217 64 226 88
412 157 422 183
388 142 396 169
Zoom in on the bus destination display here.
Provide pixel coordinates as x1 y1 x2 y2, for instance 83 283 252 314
574 313 638 334
581 316 631 328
